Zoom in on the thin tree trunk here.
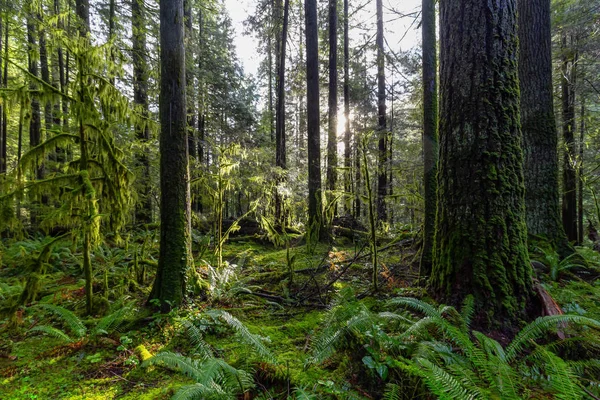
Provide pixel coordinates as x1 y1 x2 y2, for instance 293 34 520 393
375 0 387 223
27 12 42 181
326 0 338 196
578 98 585 244
132 0 152 223
0 13 4 175
420 0 438 275
561 33 578 244
274 0 290 223
185 0 196 160
432 0 533 329
343 0 351 214
305 0 322 238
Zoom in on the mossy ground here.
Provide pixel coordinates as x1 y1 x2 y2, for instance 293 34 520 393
1 233 598 399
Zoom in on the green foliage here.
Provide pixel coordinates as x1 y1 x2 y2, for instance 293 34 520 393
307 293 600 399
533 246 587 280
143 352 254 400
28 302 135 342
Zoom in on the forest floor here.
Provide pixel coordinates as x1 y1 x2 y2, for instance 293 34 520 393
1 231 599 399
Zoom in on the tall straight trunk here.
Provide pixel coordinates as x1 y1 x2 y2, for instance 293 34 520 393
518 0 572 256
0 13 4 175
375 0 387 223
149 0 192 310
420 0 438 275
27 12 42 181
184 0 196 160
108 0 116 86
132 0 152 223
40 26 52 134
432 0 533 329
578 98 585 244
274 0 290 223
268 31 274 143
305 0 322 236
197 9 205 213
343 0 351 214
561 34 578 244
326 0 338 194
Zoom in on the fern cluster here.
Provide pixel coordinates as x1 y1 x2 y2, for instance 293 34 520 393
307 292 600 399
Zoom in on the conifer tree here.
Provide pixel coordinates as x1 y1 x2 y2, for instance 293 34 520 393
432 0 533 328
148 0 192 310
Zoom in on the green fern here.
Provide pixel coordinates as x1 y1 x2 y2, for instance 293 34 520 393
505 314 600 361
29 325 73 343
33 303 87 338
205 310 276 364
143 352 254 399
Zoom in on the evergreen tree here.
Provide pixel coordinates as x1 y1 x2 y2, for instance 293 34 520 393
420 0 437 275
432 0 533 328
148 0 193 310
518 0 572 255
305 0 322 237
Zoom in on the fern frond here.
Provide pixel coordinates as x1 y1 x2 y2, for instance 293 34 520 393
178 319 214 359
93 304 134 336
528 346 584 400
506 315 600 362
417 358 483 400
34 303 86 338
460 295 475 330
387 297 440 319
143 352 204 382
171 383 228 400
206 310 276 364
29 325 73 342
382 383 402 400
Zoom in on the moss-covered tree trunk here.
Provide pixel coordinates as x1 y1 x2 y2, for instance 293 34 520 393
148 0 192 311
343 0 351 215
326 0 338 197
0 13 4 175
518 0 572 257
275 0 289 224
132 0 152 224
432 0 533 328
375 0 387 223
420 0 437 276
305 0 323 238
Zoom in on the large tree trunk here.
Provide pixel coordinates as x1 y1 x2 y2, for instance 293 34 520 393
274 0 290 223
149 0 192 310
326 0 338 196
375 0 387 223
420 0 438 275
432 0 533 329
305 0 322 237
132 0 152 223
561 34 578 244
184 0 197 160
518 0 572 257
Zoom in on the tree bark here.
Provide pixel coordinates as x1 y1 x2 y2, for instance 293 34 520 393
274 0 289 223
561 34 578 244
420 0 438 275
132 0 152 223
0 13 4 175
326 0 338 195
375 0 387 223
432 0 533 329
343 0 351 214
149 0 192 310
305 0 322 237
27 11 42 182
578 99 584 245
518 0 572 256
